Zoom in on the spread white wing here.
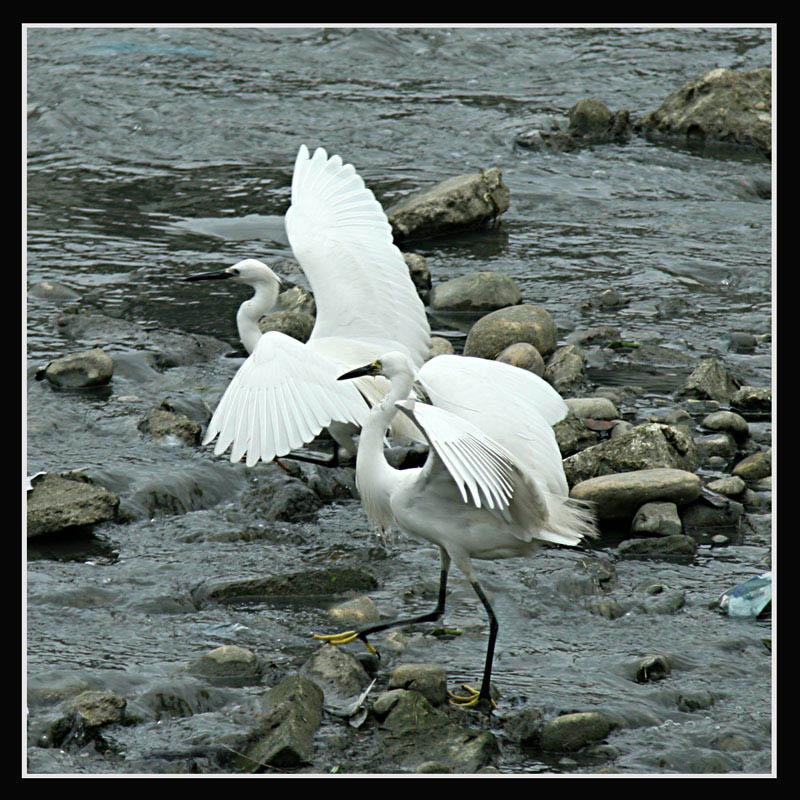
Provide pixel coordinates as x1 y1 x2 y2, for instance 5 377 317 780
203 331 368 467
417 354 569 496
394 398 517 511
285 145 431 366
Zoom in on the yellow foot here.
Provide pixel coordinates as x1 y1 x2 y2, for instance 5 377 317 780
312 630 378 655
448 684 497 710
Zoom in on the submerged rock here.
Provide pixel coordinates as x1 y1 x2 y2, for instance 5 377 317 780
387 167 510 242
636 68 772 156
138 407 202 446
27 473 119 538
186 645 267 688
464 304 558 360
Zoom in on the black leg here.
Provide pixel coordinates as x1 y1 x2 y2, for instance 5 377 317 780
314 552 450 655
449 578 498 711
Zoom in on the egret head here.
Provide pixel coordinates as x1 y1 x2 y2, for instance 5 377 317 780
337 351 415 382
183 258 282 289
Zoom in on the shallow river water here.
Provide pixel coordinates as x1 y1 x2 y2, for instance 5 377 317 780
25 26 773 776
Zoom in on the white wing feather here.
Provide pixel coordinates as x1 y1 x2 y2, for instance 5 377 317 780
203 331 368 467
285 145 431 366
394 398 517 511
417 354 569 496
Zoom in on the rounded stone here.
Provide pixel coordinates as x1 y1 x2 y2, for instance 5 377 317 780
258 310 315 343
464 305 558 359
431 271 522 312
495 342 545 376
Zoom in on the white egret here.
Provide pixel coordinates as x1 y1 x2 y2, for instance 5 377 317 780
315 351 597 711
184 145 431 466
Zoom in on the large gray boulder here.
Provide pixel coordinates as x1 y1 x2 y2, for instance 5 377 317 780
637 68 772 156
387 168 510 242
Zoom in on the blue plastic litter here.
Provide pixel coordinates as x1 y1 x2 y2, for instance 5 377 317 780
719 572 772 618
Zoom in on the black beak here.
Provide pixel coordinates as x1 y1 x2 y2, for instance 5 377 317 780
182 269 234 282
338 363 380 381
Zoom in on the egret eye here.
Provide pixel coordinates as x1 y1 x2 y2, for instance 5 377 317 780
230 268 240 276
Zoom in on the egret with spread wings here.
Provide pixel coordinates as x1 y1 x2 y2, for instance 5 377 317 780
315 351 597 710
184 145 431 465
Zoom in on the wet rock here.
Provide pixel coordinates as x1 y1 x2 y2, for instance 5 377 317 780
581 287 628 312
387 664 448 706
618 534 697 559
27 472 119 537
726 332 758 354
37 347 114 388
328 596 381 627
240 472 324 522
568 98 630 140
387 167 510 242
29 280 81 302
403 253 432 303
676 356 740 403
702 410 749 442
632 501 682 537
427 336 455 359
610 420 634 439
40 690 127 749
681 496 743 542
731 385 771 413
138 407 202 446
706 475 746 498
545 345 586 395
677 691 715 712
416 761 452 774
496 342 545 376
464 304 558 360
563 424 699 488
732 450 772 481
257 310 315 343
696 432 737 463
193 566 378 606
186 645 267 688
431 271 521 312
633 583 686 614
635 654 671 683
712 732 755 752
275 284 316 317
571 468 701 521
539 711 612 752
553 413 600 458
235 674 323 771
565 397 619 420
131 679 235 720
301 643 372 701
378 690 498 773
516 99 630 151
565 325 622 347
54 309 228 368
502 707 544 745
636 68 772 156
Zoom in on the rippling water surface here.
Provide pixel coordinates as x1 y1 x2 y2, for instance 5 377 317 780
26 26 773 775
